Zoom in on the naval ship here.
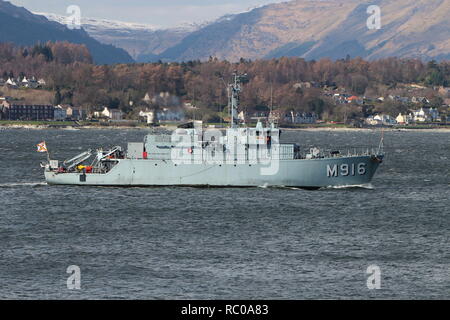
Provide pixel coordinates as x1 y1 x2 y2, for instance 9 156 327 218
42 73 384 189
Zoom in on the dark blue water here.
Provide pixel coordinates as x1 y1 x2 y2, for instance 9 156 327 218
0 128 448 299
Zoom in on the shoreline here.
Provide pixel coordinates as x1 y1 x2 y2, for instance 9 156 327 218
1 123 450 132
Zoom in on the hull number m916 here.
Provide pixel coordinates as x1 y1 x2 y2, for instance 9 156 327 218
327 163 366 177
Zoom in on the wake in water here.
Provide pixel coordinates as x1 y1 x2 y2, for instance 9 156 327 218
0 182 47 188
322 183 375 190
257 184 374 191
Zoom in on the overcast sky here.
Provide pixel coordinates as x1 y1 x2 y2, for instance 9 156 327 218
8 0 286 27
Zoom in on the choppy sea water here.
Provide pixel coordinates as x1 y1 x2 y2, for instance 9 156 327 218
0 128 448 299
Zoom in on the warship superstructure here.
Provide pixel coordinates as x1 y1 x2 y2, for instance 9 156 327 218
42 73 384 188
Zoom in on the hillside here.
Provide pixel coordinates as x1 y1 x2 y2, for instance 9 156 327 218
156 0 450 62
39 12 201 62
6 0 449 63
0 1 133 64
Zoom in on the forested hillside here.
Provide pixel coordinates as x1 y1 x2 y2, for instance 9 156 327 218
1 43 449 121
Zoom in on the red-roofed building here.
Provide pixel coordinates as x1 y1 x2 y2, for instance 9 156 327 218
347 96 364 105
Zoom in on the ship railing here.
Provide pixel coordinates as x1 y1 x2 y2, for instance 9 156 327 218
297 145 381 159
144 145 380 163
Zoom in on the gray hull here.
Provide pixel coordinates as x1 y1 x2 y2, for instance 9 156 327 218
44 155 381 188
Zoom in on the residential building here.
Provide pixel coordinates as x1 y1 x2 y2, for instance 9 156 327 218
411 96 430 104
5 78 18 88
267 110 282 123
54 105 67 121
57 105 84 120
285 111 318 124
366 114 397 126
412 108 427 122
25 77 39 89
96 107 123 121
71 107 86 120
411 107 439 122
139 110 156 124
2 104 54 120
1 76 44 89
347 96 364 105
428 108 440 122
396 113 413 125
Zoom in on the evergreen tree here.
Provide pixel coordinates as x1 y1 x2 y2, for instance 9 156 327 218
54 87 62 105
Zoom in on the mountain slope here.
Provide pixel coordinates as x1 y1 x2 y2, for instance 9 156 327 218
157 0 450 62
39 12 201 62
0 1 133 64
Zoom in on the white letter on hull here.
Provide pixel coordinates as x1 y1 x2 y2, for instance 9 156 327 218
358 163 367 175
340 164 349 176
327 165 338 177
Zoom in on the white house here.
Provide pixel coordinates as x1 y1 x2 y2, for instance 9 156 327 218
375 114 397 125
102 107 123 120
411 107 441 122
139 110 156 124
93 107 122 120
6 78 18 88
238 111 246 122
365 116 381 126
396 113 412 125
412 108 429 122
367 114 397 126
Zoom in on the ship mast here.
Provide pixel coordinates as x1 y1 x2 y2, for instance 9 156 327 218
228 72 247 128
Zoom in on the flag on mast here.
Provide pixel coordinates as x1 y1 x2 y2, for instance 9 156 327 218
37 141 48 153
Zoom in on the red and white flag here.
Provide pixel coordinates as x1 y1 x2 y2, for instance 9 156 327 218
37 141 48 153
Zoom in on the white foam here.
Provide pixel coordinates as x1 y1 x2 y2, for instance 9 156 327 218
324 183 374 190
0 182 47 188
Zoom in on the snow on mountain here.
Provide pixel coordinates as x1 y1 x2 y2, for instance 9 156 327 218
34 12 160 32
36 12 211 62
